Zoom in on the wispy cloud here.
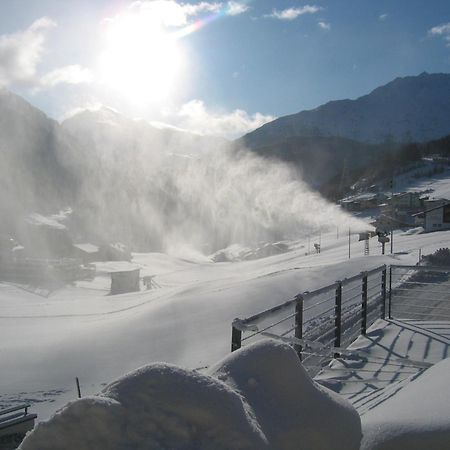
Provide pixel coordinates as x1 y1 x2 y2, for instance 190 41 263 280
181 1 222 17
0 17 56 87
266 5 322 21
226 1 250 16
318 21 330 30
165 99 275 139
429 22 450 47
126 0 249 26
379 13 388 21
40 65 94 88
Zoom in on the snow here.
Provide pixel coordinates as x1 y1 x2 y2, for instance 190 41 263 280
360 357 450 450
2 228 450 422
316 319 450 415
73 243 99 254
210 340 361 450
19 341 361 450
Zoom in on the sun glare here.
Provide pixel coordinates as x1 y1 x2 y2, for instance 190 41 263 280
99 11 184 104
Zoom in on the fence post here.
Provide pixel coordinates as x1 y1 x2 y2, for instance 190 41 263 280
294 295 304 361
334 281 342 357
381 266 387 319
361 272 368 335
231 321 242 352
388 266 393 319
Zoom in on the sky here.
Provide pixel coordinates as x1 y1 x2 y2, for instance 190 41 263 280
0 0 449 138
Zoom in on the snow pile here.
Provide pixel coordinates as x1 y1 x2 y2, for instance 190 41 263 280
361 357 450 450
210 340 361 450
19 341 361 450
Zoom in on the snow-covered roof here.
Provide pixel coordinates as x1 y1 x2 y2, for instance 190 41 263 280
73 243 99 253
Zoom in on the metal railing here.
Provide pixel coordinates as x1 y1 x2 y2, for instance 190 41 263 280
389 265 450 321
231 265 387 374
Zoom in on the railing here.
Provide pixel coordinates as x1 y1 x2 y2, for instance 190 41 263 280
231 265 387 374
389 265 450 321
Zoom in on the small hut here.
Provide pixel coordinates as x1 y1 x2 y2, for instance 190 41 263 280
110 269 140 295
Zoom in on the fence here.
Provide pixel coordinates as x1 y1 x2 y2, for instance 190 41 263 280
231 265 387 374
389 265 450 321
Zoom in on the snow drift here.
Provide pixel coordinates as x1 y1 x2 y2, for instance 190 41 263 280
361 357 450 450
19 341 361 450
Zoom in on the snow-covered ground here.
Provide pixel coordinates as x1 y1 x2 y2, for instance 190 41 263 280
2 227 450 423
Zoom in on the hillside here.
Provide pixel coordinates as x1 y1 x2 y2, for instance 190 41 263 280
240 72 450 147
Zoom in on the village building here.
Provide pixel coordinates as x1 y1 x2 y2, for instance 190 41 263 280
413 199 450 232
73 243 101 264
340 192 387 212
110 269 140 295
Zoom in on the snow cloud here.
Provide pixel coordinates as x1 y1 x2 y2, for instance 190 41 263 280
0 17 56 87
429 22 450 47
266 5 322 21
166 99 275 138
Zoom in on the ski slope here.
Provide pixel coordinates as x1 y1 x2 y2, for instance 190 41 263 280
1 226 450 421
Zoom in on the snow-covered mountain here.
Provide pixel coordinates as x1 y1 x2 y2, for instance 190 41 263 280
240 72 450 147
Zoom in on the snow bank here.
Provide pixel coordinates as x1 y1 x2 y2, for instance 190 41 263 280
361 357 450 450
19 341 361 450
210 340 362 450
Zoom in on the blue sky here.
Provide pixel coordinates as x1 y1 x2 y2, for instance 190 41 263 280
0 0 449 137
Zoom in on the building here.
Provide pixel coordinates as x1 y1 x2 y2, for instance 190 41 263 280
73 243 101 264
340 192 387 212
110 269 140 295
413 199 450 232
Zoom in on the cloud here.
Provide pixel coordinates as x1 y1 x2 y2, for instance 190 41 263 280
165 99 275 138
379 13 388 21
40 65 94 88
318 21 330 30
429 22 450 47
226 2 250 16
182 1 222 16
0 16 56 87
266 5 322 21
124 0 248 27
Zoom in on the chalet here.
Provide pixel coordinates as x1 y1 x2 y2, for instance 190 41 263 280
413 199 450 232
73 243 101 264
16 214 73 259
340 192 387 212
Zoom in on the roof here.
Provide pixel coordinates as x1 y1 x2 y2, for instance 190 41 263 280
412 200 450 217
73 243 99 253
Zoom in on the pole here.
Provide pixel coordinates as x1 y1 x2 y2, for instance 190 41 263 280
390 229 393 254
361 272 368 335
348 228 351 259
388 266 393 319
294 295 303 361
76 377 81 399
308 235 310 254
231 322 242 352
381 266 387 319
334 281 342 358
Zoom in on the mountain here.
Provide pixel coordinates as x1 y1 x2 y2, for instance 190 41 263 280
0 89 78 235
240 72 450 147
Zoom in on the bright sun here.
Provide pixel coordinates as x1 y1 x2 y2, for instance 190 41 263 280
99 10 184 104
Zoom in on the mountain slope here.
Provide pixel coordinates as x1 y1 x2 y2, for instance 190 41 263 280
240 72 450 147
